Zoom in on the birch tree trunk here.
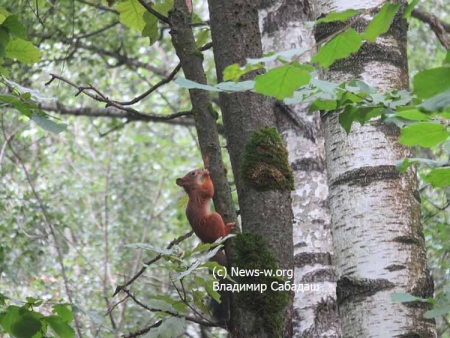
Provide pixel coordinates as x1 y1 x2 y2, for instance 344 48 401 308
259 1 340 337
315 0 436 336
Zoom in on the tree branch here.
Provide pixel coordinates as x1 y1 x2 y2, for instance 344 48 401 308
38 101 194 126
411 8 450 50
137 0 170 25
113 230 194 296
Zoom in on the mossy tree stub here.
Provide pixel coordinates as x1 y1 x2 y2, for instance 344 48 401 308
241 127 294 191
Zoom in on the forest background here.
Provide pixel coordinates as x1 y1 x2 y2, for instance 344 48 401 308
0 0 449 337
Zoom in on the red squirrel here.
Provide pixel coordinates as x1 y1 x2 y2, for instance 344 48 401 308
176 169 235 243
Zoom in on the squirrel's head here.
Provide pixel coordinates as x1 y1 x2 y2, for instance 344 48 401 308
176 169 208 193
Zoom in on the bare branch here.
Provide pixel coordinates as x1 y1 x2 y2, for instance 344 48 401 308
117 64 182 106
113 231 194 296
121 289 220 327
411 8 450 50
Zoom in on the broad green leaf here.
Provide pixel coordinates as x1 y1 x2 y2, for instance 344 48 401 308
339 105 357 134
254 65 311 100
395 109 430 121
391 292 425 303
124 242 173 255
148 317 185 338
315 9 360 24
355 107 383 124
31 112 68 134
142 11 158 43
215 80 254 92
205 280 221 303
147 299 176 312
246 47 309 64
362 2 401 42
311 28 362 68
223 63 263 82
0 8 10 24
142 0 173 42
309 99 337 112
421 91 450 112
0 26 10 47
424 305 450 319
3 15 27 39
1 306 43 338
425 168 450 188
403 0 419 18
175 77 221 92
52 305 73 323
5 38 41 64
399 122 449 147
45 316 75 338
116 0 146 33
396 158 445 173
413 67 450 99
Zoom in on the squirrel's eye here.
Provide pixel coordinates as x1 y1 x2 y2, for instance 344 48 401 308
191 171 196 176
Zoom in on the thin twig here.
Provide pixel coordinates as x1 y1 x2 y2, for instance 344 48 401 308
113 231 194 296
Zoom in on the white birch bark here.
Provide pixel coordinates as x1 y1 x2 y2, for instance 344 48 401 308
259 1 340 336
315 0 437 336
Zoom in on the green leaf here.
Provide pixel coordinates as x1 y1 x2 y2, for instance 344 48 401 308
362 2 401 42
254 65 311 100
399 122 449 147
425 168 450 188
246 47 309 64
205 280 221 303
395 109 430 121
391 292 426 303
0 26 10 46
223 63 263 82
424 304 450 319
315 9 361 24
175 77 221 92
0 8 11 24
311 28 362 68
309 98 337 112
215 81 254 92
421 91 450 112
116 0 146 33
339 106 357 134
403 0 419 18
142 11 158 43
52 305 74 323
1 306 43 338
148 317 185 338
5 38 41 64
45 316 75 338
3 15 27 39
413 67 450 99
124 242 173 255
31 112 68 134
396 158 445 173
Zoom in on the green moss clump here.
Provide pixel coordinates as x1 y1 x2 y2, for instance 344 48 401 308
241 127 294 191
207 103 219 120
232 232 290 337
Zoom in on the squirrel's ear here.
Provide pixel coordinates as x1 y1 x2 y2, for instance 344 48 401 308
176 178 184 187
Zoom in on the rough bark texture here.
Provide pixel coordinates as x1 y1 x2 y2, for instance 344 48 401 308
260 0 341 336
169 0 236 224
315 0 436 337
208 0 294 337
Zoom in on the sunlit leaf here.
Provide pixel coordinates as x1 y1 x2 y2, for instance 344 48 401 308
362 2 401 42
399 122 449 147
311 28 362 68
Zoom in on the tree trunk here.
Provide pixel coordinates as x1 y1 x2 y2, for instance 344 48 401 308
208 0 294 337
315 0 436 336
259 1 341 336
